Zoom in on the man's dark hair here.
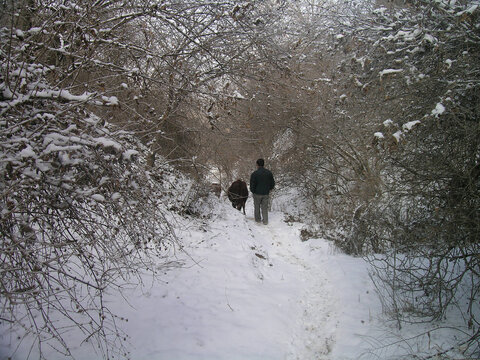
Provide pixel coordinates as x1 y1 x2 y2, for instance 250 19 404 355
256 158 265 167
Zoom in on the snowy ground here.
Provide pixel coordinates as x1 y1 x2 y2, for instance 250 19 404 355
1 193 470 359
104 197 384 360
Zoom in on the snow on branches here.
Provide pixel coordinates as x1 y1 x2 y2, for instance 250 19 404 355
0 1 193 358
362 0 480 145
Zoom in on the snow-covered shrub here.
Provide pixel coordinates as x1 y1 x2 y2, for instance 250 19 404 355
0 89 187 359
0 2 191 357
358 1 480 356
262 0 480 355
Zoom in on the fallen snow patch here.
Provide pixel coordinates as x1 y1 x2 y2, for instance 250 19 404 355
432 102 446 116
19 145 37 159
379 69 403 78
123 149 139 160
91 194 105 202
94 137 122 151
383 119 394 127
402 120 421 131
393 130 403 142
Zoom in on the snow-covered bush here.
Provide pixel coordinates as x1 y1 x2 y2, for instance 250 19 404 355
356 1 480 356
257 0 480 355
0 1 192 357
0 107 187 356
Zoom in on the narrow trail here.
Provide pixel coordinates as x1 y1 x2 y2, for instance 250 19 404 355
0 195 413 360
244 207 339 359
105 197 378 360
110 198 346 359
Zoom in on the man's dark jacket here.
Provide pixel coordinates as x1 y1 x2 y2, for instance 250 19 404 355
250 167 275 195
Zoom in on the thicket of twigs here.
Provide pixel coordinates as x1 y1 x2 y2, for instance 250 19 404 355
1 0 479 358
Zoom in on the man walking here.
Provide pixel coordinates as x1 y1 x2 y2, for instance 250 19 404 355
249 158 275 225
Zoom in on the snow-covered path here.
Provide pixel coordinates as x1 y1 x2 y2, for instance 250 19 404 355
1 197 384 360
117 207 330 359
109 198 381 360
2 195 472 360
248 213 338 359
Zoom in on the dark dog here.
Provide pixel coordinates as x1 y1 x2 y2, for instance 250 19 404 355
227 180 248 215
